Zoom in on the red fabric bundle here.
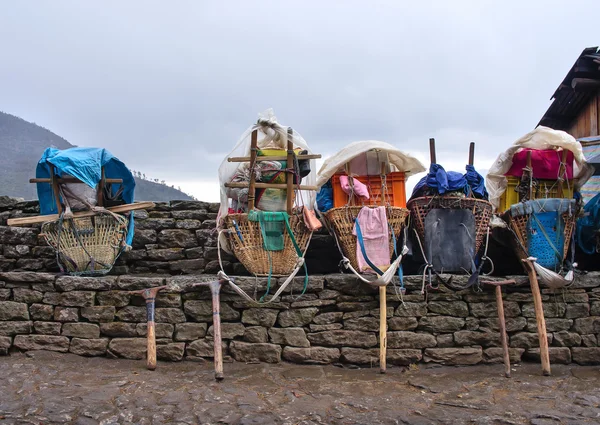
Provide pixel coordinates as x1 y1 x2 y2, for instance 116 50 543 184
506 149 574 180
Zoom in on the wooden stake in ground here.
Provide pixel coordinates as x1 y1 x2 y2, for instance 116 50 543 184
522 258 551 376
379 286 387 373
483 279 515 378
130 285 167 370
193 279 225 381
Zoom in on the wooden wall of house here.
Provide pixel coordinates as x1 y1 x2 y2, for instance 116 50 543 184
568 91 600 139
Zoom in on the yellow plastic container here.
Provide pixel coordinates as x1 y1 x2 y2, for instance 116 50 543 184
498 176 574 212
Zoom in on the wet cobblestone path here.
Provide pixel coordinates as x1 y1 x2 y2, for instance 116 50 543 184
1 352 600 424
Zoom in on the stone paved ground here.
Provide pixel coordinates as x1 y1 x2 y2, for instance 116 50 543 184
1 352 600 425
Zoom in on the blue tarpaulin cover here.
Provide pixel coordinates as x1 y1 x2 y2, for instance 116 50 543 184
577 192 600 255
36 147 136 244
410 164 488 200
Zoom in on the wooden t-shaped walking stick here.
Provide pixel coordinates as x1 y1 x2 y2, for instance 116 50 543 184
130 285 167 371
482 279 515 378
192 279 225 381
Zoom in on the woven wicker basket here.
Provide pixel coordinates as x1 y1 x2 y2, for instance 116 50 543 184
407 196 493 254
507 209 575 263
42 212 129 276
224 212 311 276
324 206 409 271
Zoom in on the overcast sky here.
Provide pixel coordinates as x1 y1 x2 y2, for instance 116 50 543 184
1 1 598 200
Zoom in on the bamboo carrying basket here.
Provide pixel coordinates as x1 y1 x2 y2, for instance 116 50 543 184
407 196 493 254
506 208 575 263
41 212 129 276
224 212 312 276
325 205 409 271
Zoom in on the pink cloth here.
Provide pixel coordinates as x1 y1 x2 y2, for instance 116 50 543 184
352 206 390 274
506 149 574 180
339 175 370 199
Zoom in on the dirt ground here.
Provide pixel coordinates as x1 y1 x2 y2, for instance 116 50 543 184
1 352 599 425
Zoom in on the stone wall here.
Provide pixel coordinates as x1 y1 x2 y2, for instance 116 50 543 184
1 271 599 366
0 198 341 275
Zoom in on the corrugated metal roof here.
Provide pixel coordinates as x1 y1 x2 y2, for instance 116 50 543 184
538 47 600 130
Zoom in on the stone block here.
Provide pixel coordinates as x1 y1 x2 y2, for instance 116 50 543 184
307 330 377 348
132 229 157 248
572 347 600 365
175 219 202 230
582 334 597 347
208 323 245 340
526 318 573 333
0 336 11 355
171 210 209 220
344 316 379 332
115 306 147 322
230 341 281 363
436 334 454 348
324 274 377 296
521 302 565 318
0 301 29 320
80 306 115 323
483 347 525 364
423 347 483 365
572 317 600 334
470 302 520 318
0 321 32 336
269 328 309 347
0 226 39 245
185 300 240 322
55 276 116 292
137 323 174 339
240 308 279 327
312 312 343 325
108 338 147 359
12 288 43 303
158 229 197 248
565 303 590 319
46 291 95 307
510 332 552 349
175 323 207 341
336 301 379 312
524 347 571 364
62 323 100 339
70 338 109 356
155 308 186 324
552 331 582 347
387 331 436 349
395 302 428 317
0 272 55 284
54 307 79 322
13 335 69 352
116 276 166 291
277 308 318 327
33 321 61 335
428 301 469 317
100 322 138 337
29 303 54 321
388 317 418 331
454 330 501 347
479 317 527 333
96 291 130 307
157 343 185 361
0 288 10 301
310 324 343 331
186 338 228 358
418 316 465 333
155 293 182 308
146 248 185 261
243 326 269 343
282 346 340 364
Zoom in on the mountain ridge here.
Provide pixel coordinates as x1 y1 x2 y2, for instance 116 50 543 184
0 111 193 202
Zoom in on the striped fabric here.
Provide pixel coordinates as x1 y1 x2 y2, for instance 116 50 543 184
581 138 600 204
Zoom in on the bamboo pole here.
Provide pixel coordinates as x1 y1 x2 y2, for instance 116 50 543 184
468 142 475 166
557 149 568 198
379 161 387 373
523 258 551 376
247 130 258 211
495 285 511 378
429 138 436 164
286 127 294 215
7 202 156 226
526 151 533 201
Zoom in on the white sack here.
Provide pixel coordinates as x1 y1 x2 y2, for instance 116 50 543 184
486 126 593 212
316 140 426 188
217 109 317 226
